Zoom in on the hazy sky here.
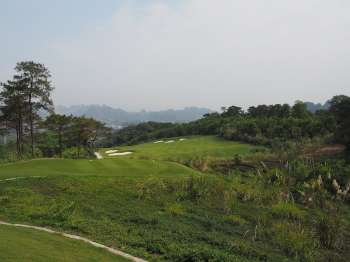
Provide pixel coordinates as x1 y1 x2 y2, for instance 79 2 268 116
1 0 349 111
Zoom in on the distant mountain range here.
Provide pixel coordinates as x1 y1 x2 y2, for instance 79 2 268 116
55 105 212 128
54 101 330 128
305 101 330 113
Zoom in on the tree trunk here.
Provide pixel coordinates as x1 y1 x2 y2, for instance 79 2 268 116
16 122 20 157
29 93 34 158
77 145 81 158
19 111 24 155
58 128 63 158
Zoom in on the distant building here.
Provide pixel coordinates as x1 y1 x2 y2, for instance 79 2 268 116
0 134 7 145
0 129 16 145
0 111 9 145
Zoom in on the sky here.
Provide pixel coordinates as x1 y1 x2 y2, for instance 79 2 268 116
0 0 350 111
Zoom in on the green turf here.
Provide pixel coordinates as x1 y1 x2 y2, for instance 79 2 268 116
0 158 200 180
101 136 258 161
0 224 128 262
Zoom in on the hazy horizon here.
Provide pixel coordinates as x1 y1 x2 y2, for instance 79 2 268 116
1 0 349 111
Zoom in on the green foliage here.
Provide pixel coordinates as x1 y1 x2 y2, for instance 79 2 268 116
62 147 90 159
225 215 248 226
37 131 59 157
272 222 317 260
0 145 6 159
136 177 167 200
330 95 350 152
166 203 185 217
315 212 346 250
109 99 339 148
271 203 306 221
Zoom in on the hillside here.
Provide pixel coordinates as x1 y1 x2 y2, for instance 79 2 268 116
55 105 212 128
1 136 349 261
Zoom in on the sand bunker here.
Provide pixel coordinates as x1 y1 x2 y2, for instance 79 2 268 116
108 152 133 156
165 140 175 144
105 150 119 154
153 141 164 144
179 138 187 141
94 152 103 160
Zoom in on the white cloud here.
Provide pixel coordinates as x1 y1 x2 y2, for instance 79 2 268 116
50 0 350 110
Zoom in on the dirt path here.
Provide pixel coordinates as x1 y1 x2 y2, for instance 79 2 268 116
304 144 346 157
0 176 46 183
0 221 147 262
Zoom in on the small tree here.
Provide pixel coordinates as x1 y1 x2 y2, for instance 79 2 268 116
70 116 110 158
329 95 350 152
44 114 72 158
14 61 54 157
0 80 26 157
222 106 243 117
292 101 310 119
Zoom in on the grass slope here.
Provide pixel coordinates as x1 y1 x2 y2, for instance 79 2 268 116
0 225 128 262
0 158 200 180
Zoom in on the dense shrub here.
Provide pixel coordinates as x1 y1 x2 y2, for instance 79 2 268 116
62 147 90 159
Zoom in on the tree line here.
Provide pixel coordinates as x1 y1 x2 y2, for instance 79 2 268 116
112 96 350 153
0 62 109 160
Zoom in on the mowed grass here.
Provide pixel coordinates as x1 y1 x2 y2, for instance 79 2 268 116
0 225 128 262
101 136 258 161
0 158 200 181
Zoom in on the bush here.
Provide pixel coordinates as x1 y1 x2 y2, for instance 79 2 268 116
166 203 185 217
225 215 248 226
170 245 235 262
272 222 317 260
271 203 306 221
314 213 345 250
62 147 90 159
136 177 167 200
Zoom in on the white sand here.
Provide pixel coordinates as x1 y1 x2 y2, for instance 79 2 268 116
179 138 187 141
105 150 119 154
94 152 103 160
153 141 164 144
108 152 133 156
165 140 175 144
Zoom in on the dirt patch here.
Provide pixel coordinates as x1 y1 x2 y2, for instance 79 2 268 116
305 144 346 157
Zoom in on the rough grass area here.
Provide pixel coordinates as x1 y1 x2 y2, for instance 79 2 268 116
0 225 128 262
1 172 349 261
0 175 278 261
101 136 259 161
